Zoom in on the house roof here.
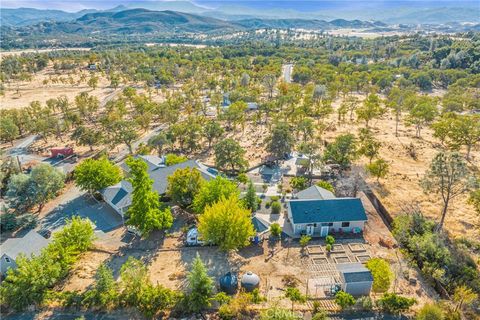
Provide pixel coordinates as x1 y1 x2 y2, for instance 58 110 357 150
337 263 373 283
120 154 165 173
101 159 216 211
288 198 367 224
296 185 335 200
251 216 269 234
0 230 50 260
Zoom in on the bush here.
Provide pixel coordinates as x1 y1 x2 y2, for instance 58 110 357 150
325 235 335 246
165 153 188 166
377 293 416 314
270 223 282 237
316 180 334 193
335 291 356 310
0 212 18 231
416 303 444 320
271 201 281 214
365 258 393 292
357 296 373 311
299 235 311 248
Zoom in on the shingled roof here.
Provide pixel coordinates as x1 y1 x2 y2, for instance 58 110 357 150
101 159 216 212
1 230 50 260
288 198 367 224
296 185 335 200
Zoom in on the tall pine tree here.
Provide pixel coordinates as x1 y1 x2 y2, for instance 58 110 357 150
126 157 173 236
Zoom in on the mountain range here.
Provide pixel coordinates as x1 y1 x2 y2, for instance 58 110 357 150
1 1 479 27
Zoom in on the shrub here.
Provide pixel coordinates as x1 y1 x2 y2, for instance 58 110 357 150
365 258 393 292
357 296 373 311
335 291 356 310
165 153 188 166
377 293 416 314
416 303 444 320
299 235 311 248
325 235 335 246
270 223 282 237
271 201 282 214
316 180 334 193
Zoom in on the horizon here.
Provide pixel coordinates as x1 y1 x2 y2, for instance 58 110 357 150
1 0 478 13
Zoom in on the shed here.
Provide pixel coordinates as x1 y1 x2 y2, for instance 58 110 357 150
337 263 373 296
219 272 238 294
241 271 260 292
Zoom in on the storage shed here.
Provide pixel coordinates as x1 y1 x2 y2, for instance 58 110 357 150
241 272 260 292
337 263 373 296
219 272 238 294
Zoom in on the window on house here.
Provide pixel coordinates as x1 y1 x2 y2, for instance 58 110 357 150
341 222 350 228
321 223 333 227
5 257 11 263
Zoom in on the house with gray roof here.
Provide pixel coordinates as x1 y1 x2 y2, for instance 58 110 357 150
295 185 336 200
287 185 367 237
101 159 217 217
0 230 50 276
287 187 367 237
337 263 373 296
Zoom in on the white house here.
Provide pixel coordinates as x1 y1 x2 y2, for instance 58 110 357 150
287 185 367 237
0 230 50 276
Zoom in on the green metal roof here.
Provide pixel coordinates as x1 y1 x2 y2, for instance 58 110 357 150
288 198 367 224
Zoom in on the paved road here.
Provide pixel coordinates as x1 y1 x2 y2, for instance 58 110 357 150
282 63 293 83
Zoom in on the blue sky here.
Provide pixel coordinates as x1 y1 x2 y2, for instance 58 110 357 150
2 0 478 12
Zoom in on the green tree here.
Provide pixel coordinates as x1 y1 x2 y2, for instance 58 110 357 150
167 167 205 208
452 285 477 312
316 180 334 193
110 120 139 154
416 303 444 320
148 133 169 156
71 126 103 151
221 101 247 130
405 96 437 138
88 75 99 90
285 287 307 311
265 122 294 161
198 196 255 251
164 153 187 166
119 257 148 306
214 138 248 173
299 235 311 248
0 117 19 145
323 134 358 170
204 120 224 148
357 129 381 163
7 163 65 212
421 152 475 231
243 181 260 212
335 291 356 310
126 157 173 236
356 94 384 128
186 253 214 313
74 157 122 194
270 222 282 237
83 264 118 309
271 200 282 214
365 158 390 183
377 293 416 314
290 176 308 192
192 176 239 214
365 258 393 292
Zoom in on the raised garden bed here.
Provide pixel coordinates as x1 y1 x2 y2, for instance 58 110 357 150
348 243 366 253
307 245 324 255
355 255 371 263
311 257 329 265
331 244 345 253
333 256 352 264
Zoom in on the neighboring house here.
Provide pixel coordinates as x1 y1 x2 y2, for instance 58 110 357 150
295 185 335 200
337 263 373 296
101 158 217 217
0 230 50 276
119 154 165 173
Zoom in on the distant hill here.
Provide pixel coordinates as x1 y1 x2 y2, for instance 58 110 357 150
0 7 88 27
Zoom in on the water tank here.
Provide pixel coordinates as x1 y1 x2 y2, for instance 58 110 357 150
219 272 238 294
241 271 260 292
